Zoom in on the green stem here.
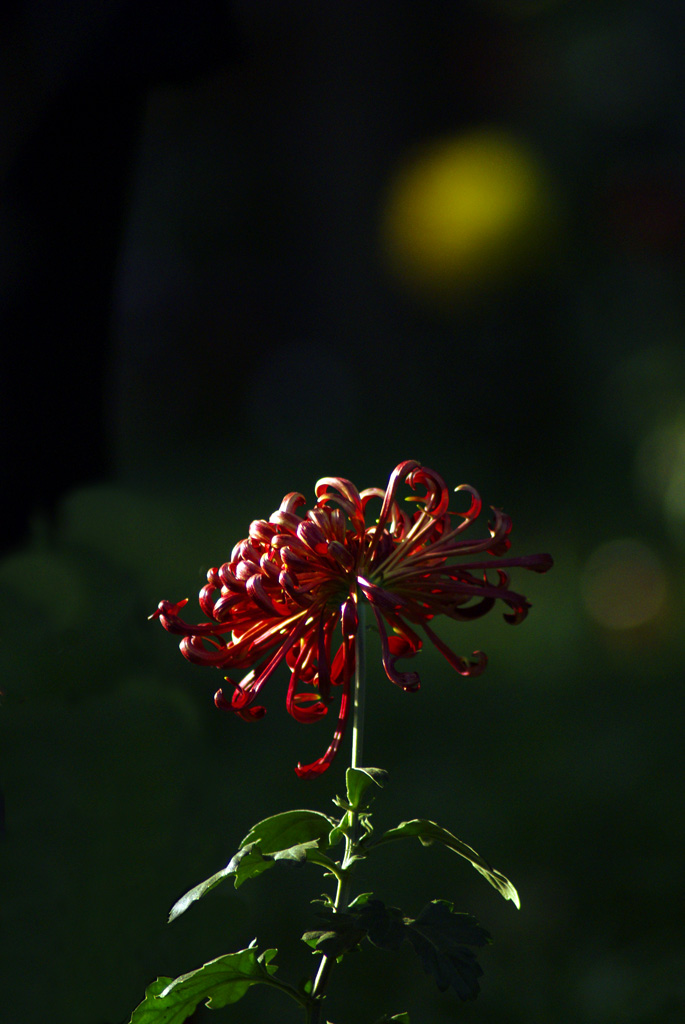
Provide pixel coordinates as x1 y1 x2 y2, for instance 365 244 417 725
307 603 367 1024
350 601 366 774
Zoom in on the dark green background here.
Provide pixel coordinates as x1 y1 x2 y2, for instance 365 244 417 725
2 2 684 1022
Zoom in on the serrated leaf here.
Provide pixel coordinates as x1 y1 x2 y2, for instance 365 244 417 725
241 809 335 854
303 897 489 1002
404 901 490 1001
371 819 520 908
129 947 279 1023
410 901 490 953
358 899 405 951
302 910 367 957
345 767 388 810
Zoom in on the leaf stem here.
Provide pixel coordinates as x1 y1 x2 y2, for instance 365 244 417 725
307 603 367 1024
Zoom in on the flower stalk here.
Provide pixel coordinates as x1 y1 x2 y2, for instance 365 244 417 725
308 602 367 1023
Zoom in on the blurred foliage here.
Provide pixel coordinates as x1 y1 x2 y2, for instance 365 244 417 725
2 462 683 1022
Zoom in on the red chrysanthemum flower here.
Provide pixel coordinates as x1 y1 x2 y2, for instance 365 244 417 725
152 460 552 777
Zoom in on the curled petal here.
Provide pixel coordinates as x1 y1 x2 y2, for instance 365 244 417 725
215 686 266 719
295 659 352 778
443 596 496 621
249 519 277 545
407 465 450 518
214 688 232 710
269 510 302 532
283 629 329 720
359 486 385 511
278 570 314 607
271 532 310 556
358 576 408 614
487 508 512 555
316 616 332 702
228 623 307 712
503 601 531 625
238 540 262 563
180 634 231 666
387 633 421 659
423 622 488 677
279 492 307 515
151 599 221 637
297 520 329 555
370 604 420 692
315 476 364 526
330 639 353 685
445 554 552 574
246 574 280 615
235 559 261 581
218 564 245 592
329 507 347 543
526 552 554 574
340 595 359 639
327 539 355 571
212 592 244 622
453 484 483 528
199 582 219 617
259 553 280 579
235 705 267 721
278 545 313 574
289 693 329 723
372 460 421 545
307 506 334 537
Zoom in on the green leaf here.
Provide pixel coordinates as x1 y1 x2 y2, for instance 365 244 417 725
241 809 336 853
302 909 368 957
345 767 388 810
302 846 344 876
404 900 490 1001
370 819 520 908
129 946 283 1023
327 813 352 849
272 841 320 863
303 898 489 1002
373 1013 410 1023
168 865 234 923
169 811 337 920
359 899 406 951
348 891 374 909
168 845 271 920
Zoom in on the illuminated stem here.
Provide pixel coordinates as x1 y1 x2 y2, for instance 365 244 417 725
350 600 366 772
308 604 366 1024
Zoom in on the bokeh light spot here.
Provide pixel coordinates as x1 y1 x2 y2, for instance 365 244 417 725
381 129 557 298
581 539 667 631
634 417 685 544
607 347 685 440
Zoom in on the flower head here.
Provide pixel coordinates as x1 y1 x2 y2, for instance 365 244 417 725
152 460 552 777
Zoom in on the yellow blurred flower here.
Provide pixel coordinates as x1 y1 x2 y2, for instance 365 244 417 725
381 129 557 299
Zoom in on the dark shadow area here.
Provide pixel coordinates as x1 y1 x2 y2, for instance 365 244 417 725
2 2 684 1022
